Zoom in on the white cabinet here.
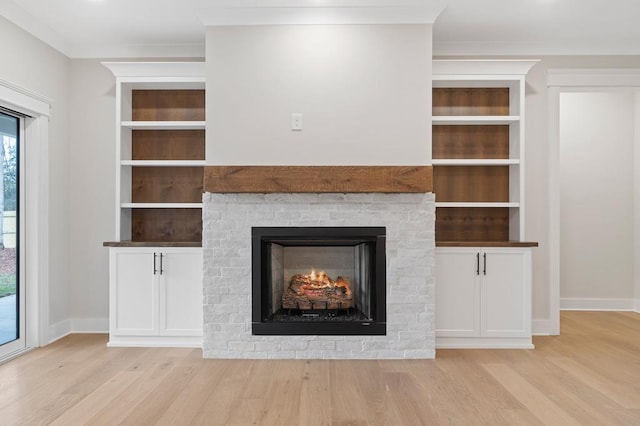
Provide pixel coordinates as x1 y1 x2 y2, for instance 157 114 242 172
108 247 203 347
436 247 533 349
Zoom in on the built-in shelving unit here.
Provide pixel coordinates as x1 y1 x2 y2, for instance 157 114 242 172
432 62 538 244
103 65 206 244
433 60 539 350
103 62 205 348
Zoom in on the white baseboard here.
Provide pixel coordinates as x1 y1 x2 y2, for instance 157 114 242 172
436 336 534 349
532 319 552 336
634 299 640 313
47 317 108 344
47 319 72 344
560 298 635 311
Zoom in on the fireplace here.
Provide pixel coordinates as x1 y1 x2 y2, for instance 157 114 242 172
252 227 386 335
202 192 435 359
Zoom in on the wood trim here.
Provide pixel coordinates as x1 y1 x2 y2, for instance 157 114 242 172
203 166 433 193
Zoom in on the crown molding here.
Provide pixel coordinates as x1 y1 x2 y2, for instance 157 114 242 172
199 4 446 26
433 59 540 77
547 68 640 87
0 0 72 57
433 40 640 57
102 61 205 79
72 43 205 60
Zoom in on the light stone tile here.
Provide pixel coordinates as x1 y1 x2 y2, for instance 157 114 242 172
295 351 325 359
202 192 435 360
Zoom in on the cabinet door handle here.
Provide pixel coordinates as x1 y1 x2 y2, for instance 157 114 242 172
153 253 158 275
476 252 480 276
483 253 487 276
159 253 164 275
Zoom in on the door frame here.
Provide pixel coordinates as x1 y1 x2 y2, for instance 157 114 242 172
547 69 640 335
0 78 50 358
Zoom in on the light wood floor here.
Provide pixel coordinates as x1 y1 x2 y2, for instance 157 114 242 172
0 311 639 425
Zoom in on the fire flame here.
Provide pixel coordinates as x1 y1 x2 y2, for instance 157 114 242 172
300 268 351 296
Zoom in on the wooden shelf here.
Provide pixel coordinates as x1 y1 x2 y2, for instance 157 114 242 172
433 124 510 160
122 203 202 209
131 166 203 204
114 88 206 243
432 83 526 244
432 159 519 166
435 206 510 242
434 165 510 203
131 129 205 161
121 121 205 130
436 241 539 248
103 241 202 247
131 208 202 243
436 202 519 208
132 89 204 121
122 160 206 167
432 116 519 125
433 87 511 116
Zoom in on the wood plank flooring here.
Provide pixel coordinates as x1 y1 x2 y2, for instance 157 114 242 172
0 311 638 425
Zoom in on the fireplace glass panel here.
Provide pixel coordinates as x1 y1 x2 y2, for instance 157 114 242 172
252 227 386 335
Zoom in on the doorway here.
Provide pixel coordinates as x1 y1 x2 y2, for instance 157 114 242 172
548 69 640 334
559 92 635 308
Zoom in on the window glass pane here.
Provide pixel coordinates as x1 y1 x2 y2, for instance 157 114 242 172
0 111 18 346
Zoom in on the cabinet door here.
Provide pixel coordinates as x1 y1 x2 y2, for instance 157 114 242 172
159 250 203 336
481 249 531 338
110 250 158 335
436 250 481 337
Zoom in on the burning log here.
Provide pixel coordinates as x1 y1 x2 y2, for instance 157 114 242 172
282 269 353 310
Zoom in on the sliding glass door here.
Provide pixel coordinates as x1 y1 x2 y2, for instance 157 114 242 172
0 110 23 358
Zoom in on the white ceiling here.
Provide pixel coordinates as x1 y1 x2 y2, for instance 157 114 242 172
1 0 640 58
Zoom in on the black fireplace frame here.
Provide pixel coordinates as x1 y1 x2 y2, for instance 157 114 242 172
252 226 386 336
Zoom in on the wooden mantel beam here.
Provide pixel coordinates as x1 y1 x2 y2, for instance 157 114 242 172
203 166 433 193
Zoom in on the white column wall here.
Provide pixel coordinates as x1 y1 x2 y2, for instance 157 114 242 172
206 24 432 166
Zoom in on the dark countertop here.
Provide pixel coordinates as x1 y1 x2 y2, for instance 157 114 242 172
436 241 539 248
103 241 202 248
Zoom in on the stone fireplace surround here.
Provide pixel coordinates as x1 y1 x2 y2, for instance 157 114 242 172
203 192 436 359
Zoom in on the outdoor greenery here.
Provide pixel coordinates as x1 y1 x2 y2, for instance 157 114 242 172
0 274 16 298
3 140 16 211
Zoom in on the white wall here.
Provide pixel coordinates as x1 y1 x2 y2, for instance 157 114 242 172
559 92 635 300
67 60 115 328
0 17 71 330
206 24 432 166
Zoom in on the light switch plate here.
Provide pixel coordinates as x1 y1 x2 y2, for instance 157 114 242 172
291 113 302 131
